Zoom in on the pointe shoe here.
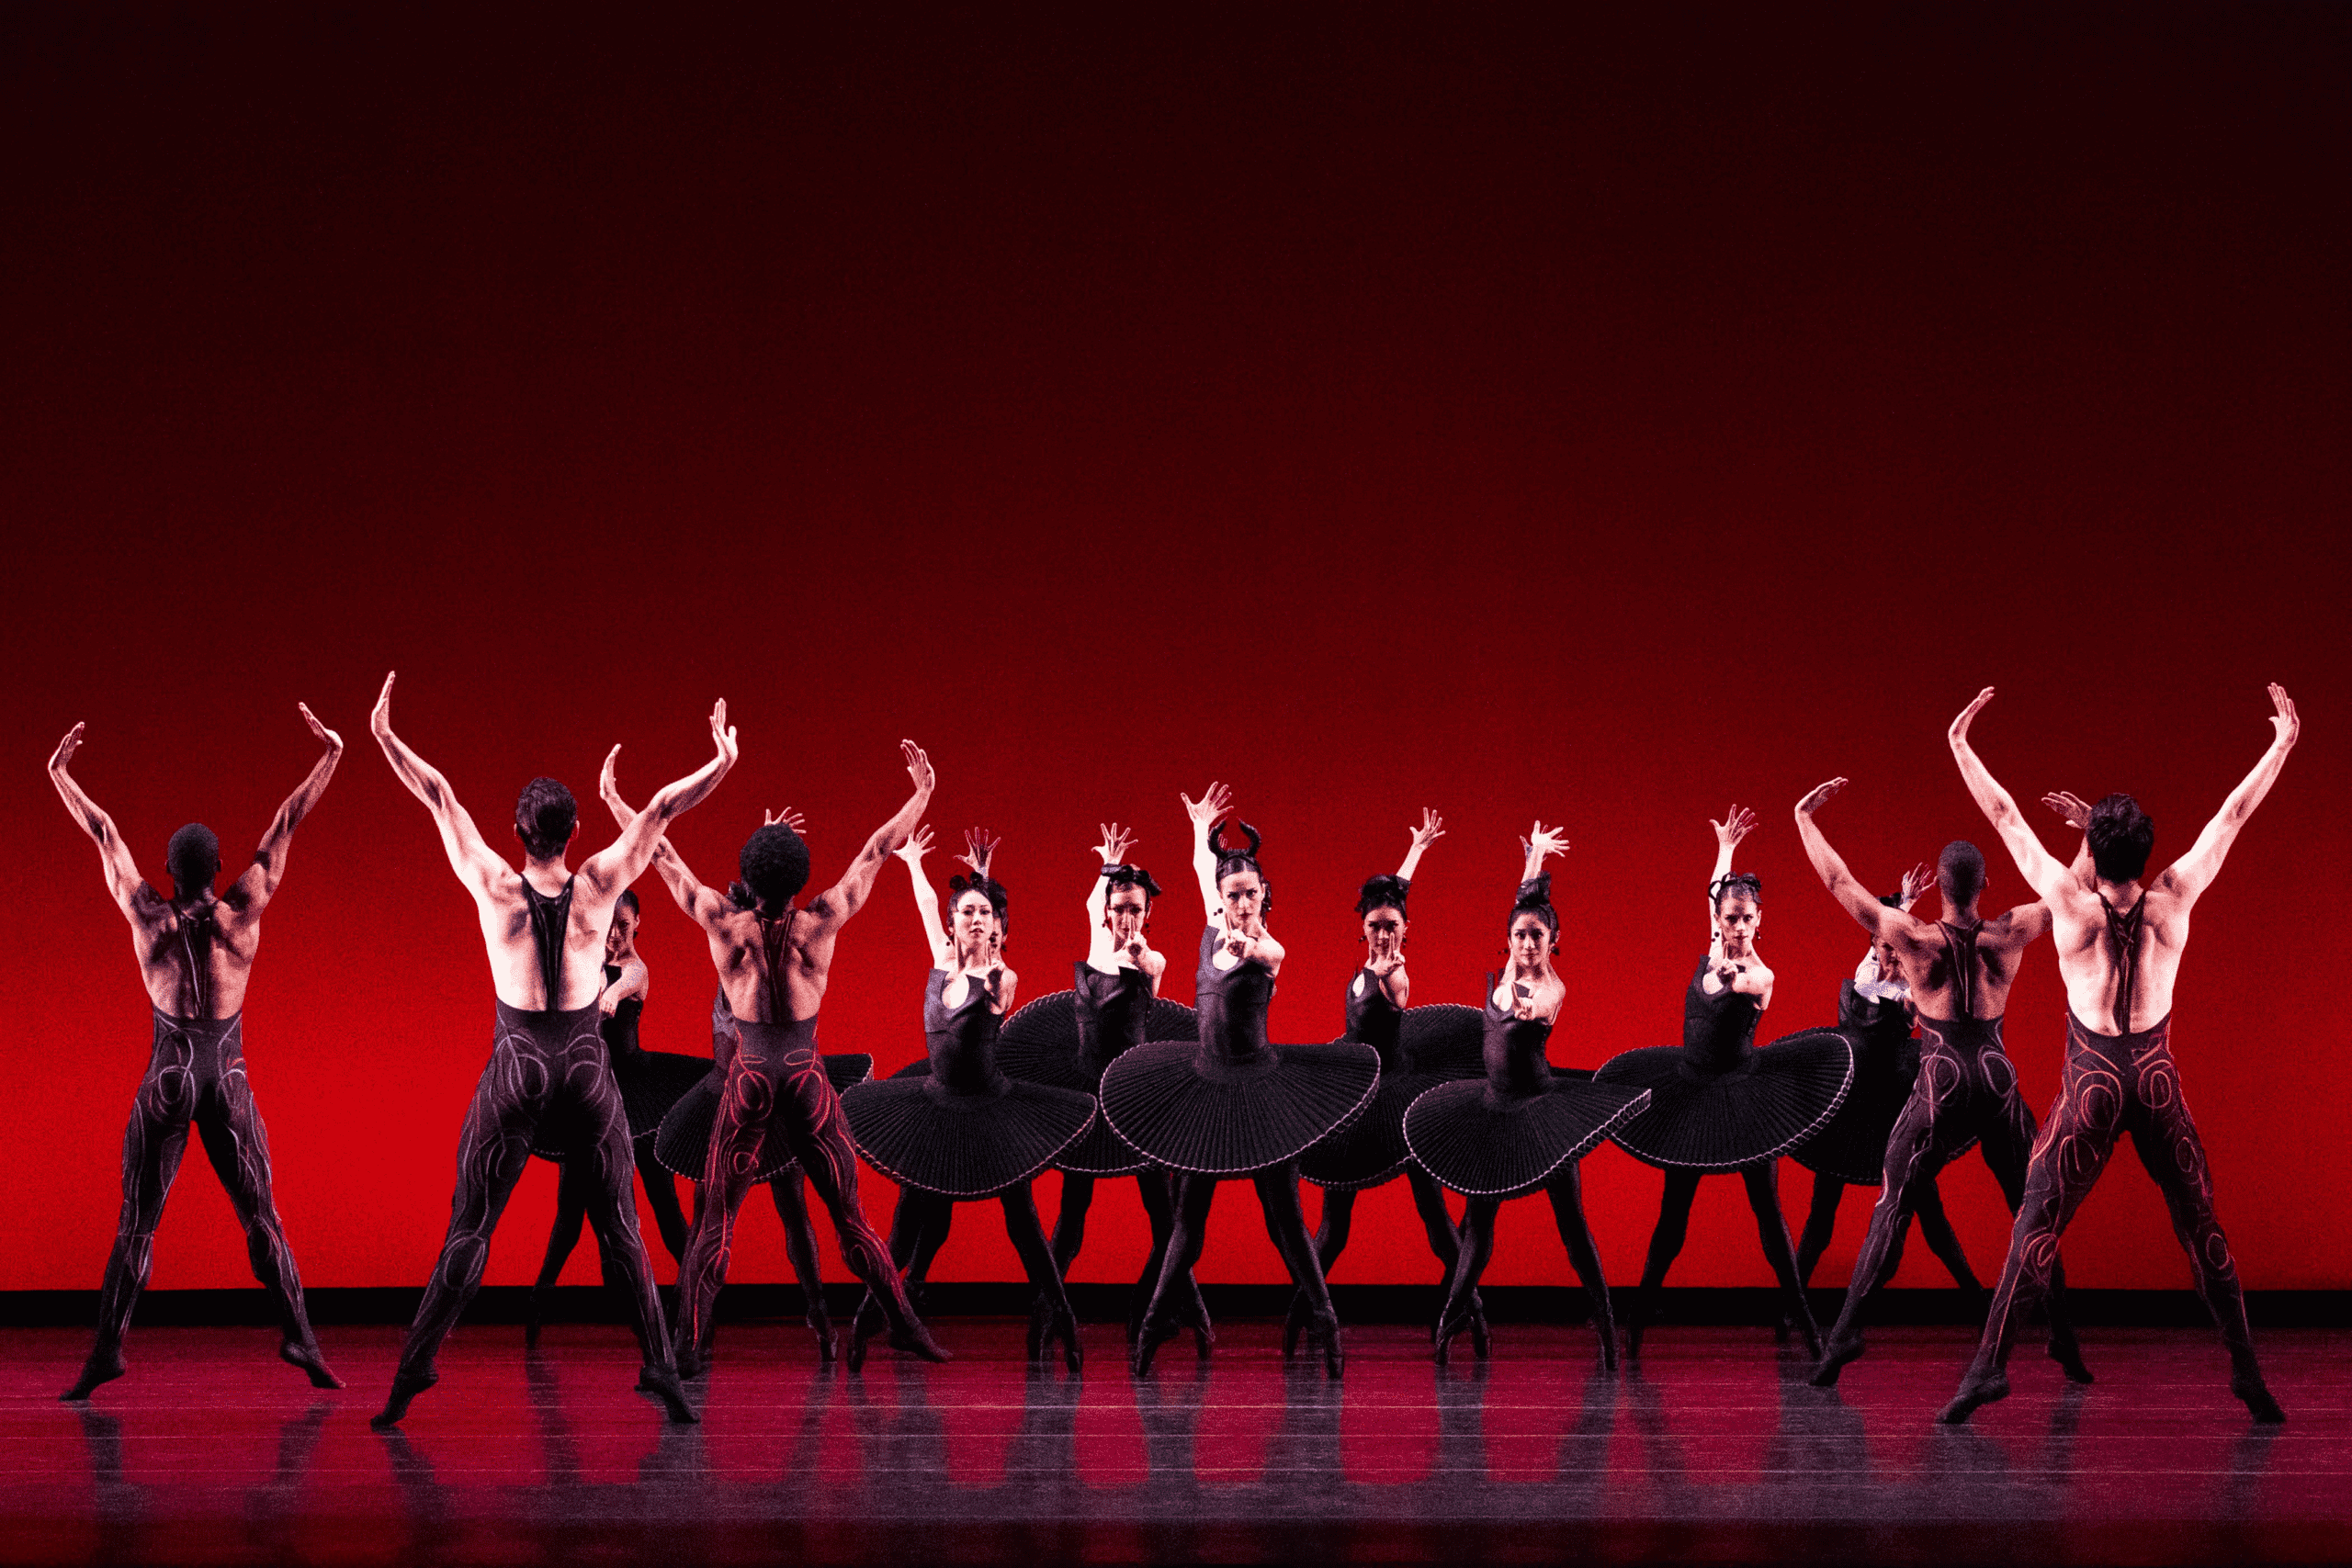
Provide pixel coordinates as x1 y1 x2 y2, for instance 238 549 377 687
371 1368 438 1429
1786 1300 1824 1360
1937 1370 2010 1424
60 1350 127 1402
1131 1313 1182 1376
1307 1312 1344 1380
888 1319 952 1365
1185 1282 1216 1357
1810 1333 1865 1388
637 1364 699 1424
280 1338 345 1390
1029 1306 1081 1373
2232 1368 2285 1424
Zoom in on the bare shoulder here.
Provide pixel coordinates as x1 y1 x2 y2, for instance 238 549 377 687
125 880 171 926
1984 900 2051 946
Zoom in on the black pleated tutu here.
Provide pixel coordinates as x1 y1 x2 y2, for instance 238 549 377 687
650 1053 876 1182
1404 1070 1654 1199
614 1050 715 1142
839 1072 1097 1198
989 990 1202 1175
1790 1032 1921 1186
1595 1027 1855 1170
1097 1039 1382 1177
1297 1005 1486 1190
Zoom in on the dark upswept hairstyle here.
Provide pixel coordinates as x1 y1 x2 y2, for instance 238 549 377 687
514 777 578 861
1508 871 1560 944
2087 793 2155 884
948 871 1011 939
1100 863 1162 904
615 886 641 917
165 823 220 898
1208 819 1272 914
1938 840 1987 907
730 822 811 915
1710 870 1763 909
1356 873 1411 919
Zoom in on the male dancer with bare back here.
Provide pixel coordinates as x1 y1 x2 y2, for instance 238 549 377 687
50 706 346 1401
368 673 734 1427
1939 684 2298 1425
1793 778 2089 1389
602 741 948 1374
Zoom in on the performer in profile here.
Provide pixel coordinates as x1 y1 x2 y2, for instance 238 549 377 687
1787 866 1985 1328
369 675 728 1427
841 829 1095 1370
51 706 346 1401
1795 780 2088 1388
1595 808 1854 1358
1939 685 2298 1425
1100 784 1381 1378
603 744 946 1376
1402 828 1653 1364
992 826 1206 1349
1292 812 1487 1350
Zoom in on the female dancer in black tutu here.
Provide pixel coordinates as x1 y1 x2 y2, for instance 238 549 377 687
523 888 709 1341
1594 807 1854 1358
1100 783 1382 1378
1289 810 1488 1350
993 825 1210 1349
1786 867 1984 1319
1403 827 1654 1365
841 829 1093 1370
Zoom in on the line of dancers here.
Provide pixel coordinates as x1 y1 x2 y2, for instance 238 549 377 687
45 674 2301 1430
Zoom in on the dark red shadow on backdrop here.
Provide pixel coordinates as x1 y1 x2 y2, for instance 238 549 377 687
2 6 2345 1298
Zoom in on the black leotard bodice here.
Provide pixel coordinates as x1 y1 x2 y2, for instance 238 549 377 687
517 876 577 1008
924 967 1011 1094
1194 924 1275 1066
1837 978 1912 1063
1483 976 1557 1099
1682 956 1762 1071
1344 967 1406 1067
1072 961 1154 1073
600 962 645 1061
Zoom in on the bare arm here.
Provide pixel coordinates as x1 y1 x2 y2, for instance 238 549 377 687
1793 779 1900 940
1704 804 1756 941
1520 819 1568 884
1947 689 2071 900
894 827 950 964
578 700 737 899
2164 684 2300 903
599 956 648 1016
47 724 151 917
230 704 344 910
369 672 512 897
1396 808 1444 881
600 752 737 930
1182 781 1232 926
807 741 935 931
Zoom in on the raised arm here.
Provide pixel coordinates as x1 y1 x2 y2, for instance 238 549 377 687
2163 683 2300 903
229 704 344 911
1704 804 1757 934
579 700 736 898
368 672 512 897
1182 781 1232 924
1520 819 1568 884
807 741 934 931
894 826 950 964
1793 779 1903 940
1947 689 2071 900
1084 822 1132 929
1396 808 1445 881
600 750 736 930
48 724 151 917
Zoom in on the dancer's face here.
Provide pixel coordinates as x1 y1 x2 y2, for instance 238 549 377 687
1106 886 1149 946
1362 907 1405 963
1716 893 1761 950
605 904 639 961
952 890 997 957
1875 936 1901 976
1509 912 1553 967
1218 869 1264 931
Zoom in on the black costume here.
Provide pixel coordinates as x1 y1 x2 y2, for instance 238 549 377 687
1594 957 1853 1353
1404 976 1651 1362
377 878 689 1427
842 966 1097 1367
64 897 334 1401
663 910 933 1375
1788 974 1981 1309
1099 925 1381 1374
1815 921 2085 1389
993 964 1206 1342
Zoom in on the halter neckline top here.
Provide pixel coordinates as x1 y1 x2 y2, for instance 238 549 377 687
1344 966 1406 1066
518 876 576 1008
1482 972 1556 1097
924 964 1008 1092
1194 923 1275 1066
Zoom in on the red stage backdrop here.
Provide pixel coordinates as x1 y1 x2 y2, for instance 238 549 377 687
4 6 2345 1299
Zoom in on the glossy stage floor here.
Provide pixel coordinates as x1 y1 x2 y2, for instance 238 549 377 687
5 1318 2346 1564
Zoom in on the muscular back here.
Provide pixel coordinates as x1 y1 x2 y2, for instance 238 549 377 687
478 868 630 1012
705 904 844 1023
2045 877 2188 1035
1886 900 2051 1022
129 882 266 1020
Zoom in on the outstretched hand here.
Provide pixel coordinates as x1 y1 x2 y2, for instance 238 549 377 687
1408 807 1446 852
1709 806 1758 849
2268 682 2300 749
2041 790 2093 830
1521 820 1570 863
300 703 343 752
1951 686 1995 746
956 827 1001 878
369 671 397 738
1795 778 1846 818
1181 781 1232 832
50 722 85 774
1898 861 1936 908
708 700 739 769
600 745 629 814
895 824 934 865
764 807 808 832
1095 822 1135 863
901 740 933 796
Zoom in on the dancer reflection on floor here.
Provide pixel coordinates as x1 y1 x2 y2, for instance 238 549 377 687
841 829 1093 1369
1939 685 2297 1424
51 706 346 1401
1101 784 1382 1378
1402 827 1652 1364
370 674 728 1427
605 744 946 1376
1595 808 1854 1358
1796 778 2089 1388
